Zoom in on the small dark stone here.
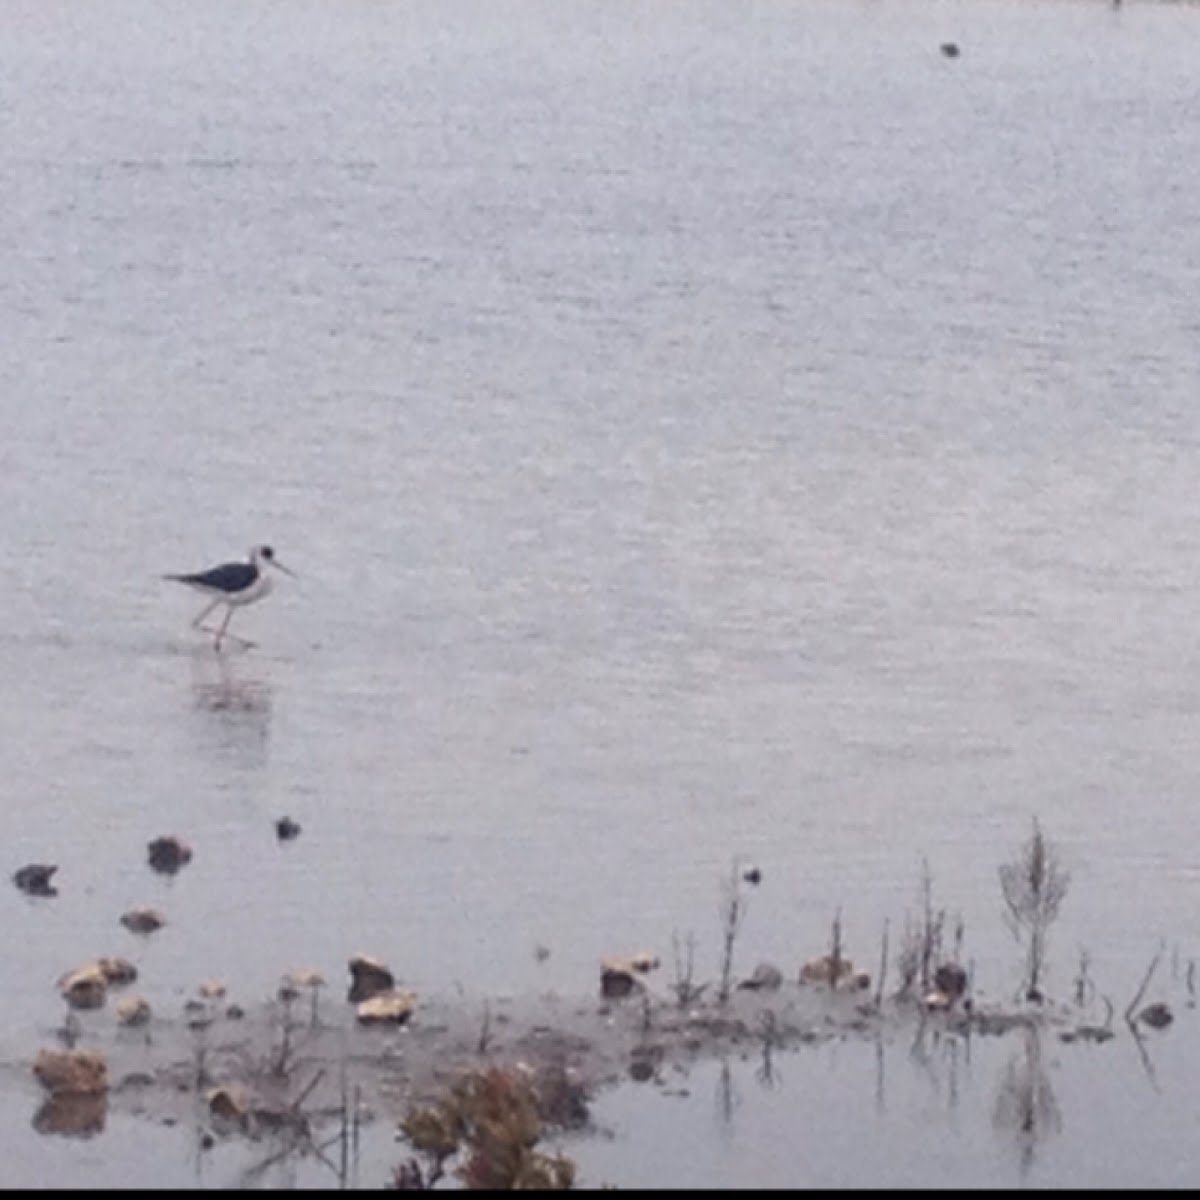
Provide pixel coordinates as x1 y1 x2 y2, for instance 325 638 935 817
628 1058 655 1083
147 836 192 875
120 907 166 935
13 863 58 897
934 962 968 1000
940 42 960 58
347 955 396 1003
739 962 784 992
742 867 762 886
275 816 302 842
1138 1002 1174 1030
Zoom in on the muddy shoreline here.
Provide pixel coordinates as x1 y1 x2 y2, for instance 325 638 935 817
8 964 1132 1169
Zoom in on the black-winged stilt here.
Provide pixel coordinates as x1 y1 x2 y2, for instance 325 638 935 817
164 544 295 650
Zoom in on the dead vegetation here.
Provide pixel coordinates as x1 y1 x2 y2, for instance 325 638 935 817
390 1065 580 1190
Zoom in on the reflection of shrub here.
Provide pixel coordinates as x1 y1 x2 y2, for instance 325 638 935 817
999 819 1070 1002
390 1066 579 1190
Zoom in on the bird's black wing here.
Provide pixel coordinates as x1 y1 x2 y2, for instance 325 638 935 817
166 562 258 593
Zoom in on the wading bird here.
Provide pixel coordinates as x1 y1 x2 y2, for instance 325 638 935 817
164 544 295 650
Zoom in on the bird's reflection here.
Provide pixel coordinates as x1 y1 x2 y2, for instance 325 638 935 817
187 647 273 768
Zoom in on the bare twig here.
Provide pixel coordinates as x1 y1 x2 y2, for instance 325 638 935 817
717 861 748 1004
875 919 889 1009
1124 943 1164 1025
477 1001 492 1055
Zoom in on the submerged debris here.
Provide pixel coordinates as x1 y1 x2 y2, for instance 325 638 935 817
147 836 193 875
14 863 58 897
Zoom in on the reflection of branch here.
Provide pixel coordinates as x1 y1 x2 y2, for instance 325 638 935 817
874 1034 886 1116
1127 1022 1161 1093
715 1058 737 1129
754 1011 782 1091
993 1028 1062 1179
875 920 889 1009
1124 944 1164 1024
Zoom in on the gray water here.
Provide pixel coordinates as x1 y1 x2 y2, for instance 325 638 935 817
2 0 1200 1186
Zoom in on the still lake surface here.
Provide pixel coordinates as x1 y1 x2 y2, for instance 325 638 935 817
2 0 1199 1186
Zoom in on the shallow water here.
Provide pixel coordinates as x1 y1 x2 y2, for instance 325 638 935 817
2 0 1200 1186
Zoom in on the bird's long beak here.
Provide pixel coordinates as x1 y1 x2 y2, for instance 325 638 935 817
270 560 298 579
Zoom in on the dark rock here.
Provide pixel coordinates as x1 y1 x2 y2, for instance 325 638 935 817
275 816 302 842
147 836 192 875
1138 1002 1174 1030
738 962 784 992
348 954 395 1003
14 863 58 897
120 907 166 935
934 962 968 1000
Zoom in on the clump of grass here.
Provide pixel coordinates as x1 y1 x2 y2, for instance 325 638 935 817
391 1066 579 1190
894 859 948 999
999 818 1070 1002
670 930 705 1007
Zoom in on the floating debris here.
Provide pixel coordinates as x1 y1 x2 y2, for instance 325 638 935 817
738 962 784 992
348 954 395 1003
742 866 763 886
940 42 960 58
356 989 416 1026
33 1048 108 1097
116 996 152 1027
13 863 58 897
275 816 302 842
147 835 192 875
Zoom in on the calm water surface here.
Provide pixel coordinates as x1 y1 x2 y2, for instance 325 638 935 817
2 0 1200 1186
